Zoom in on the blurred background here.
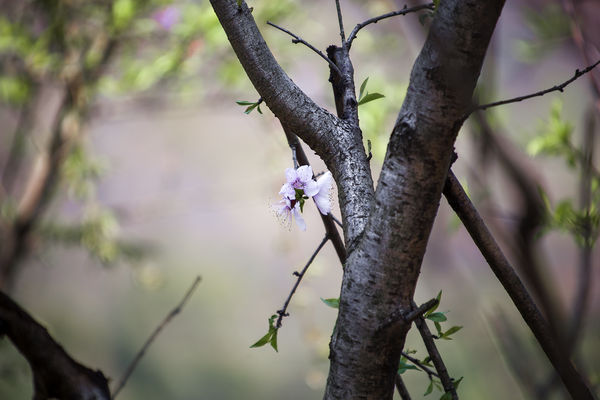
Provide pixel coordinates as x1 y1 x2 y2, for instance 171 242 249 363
0 0 598 399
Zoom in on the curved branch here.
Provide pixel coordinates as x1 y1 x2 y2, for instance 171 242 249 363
346 3 435 50
0 291 111 400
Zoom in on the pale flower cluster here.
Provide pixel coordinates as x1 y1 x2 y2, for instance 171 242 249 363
271 166 333 231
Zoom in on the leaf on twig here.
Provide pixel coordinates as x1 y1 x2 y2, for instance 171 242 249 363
357 77 385 106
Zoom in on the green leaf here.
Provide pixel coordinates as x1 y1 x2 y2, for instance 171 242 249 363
424 380 434 396
321 297 340 309
426 312 448 323
453 377 463 390
359 77 369 101
236 100 254 105
398 359 419 374
421 356 433 367
270 329 279 352
244 103 258 114
440 392 452 400
250 331 274 348
425 290 442 317
358 92 385 106
440 326 463 340
434 321 443 337
237 0 242 7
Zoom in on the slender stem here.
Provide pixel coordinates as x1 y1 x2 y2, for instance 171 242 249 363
443 170 594 400
346 3 435 50
334 0 345 45
401 351 441 379
468 59 600 117
112 276 202 398
413 305 458 400
276 235 329 328
395 374 412 400
266 21 342 76
405 298 438 323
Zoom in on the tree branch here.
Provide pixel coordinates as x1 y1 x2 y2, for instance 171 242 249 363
395 374 412 400
413 308 458 399
112 276 202 398
0 290 111 400
442 170 593 400
469 59 600 116
276 235 329 328
346 3 435 50
266 21 341 76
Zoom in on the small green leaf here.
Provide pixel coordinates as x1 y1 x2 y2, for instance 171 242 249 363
244 104 258 114
250 331 274 348
453 377 463 390
440 392 452 400
358 93 385 106
359 77 369 101
424 380 434 396
270 329 279 352
237 0 242 7
440 326 463 340
398 359 419 374
321 297 340 309
421 356 433 367
236 100 254 105
425 290 442 317
257 104 263 114
434 321 443 337
426 312 448 323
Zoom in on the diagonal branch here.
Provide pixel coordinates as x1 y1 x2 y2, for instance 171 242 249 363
276 235 329 328
442 169 593 400
266 22 341 76
112 276 202 398
468 59 600 116
346 3 435 50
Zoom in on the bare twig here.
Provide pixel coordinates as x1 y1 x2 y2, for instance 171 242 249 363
405 298 438 323
334 0 345 45
413 305 458 400
266 21 342 76
443 170 594 400
395 373 413 400
401 351 441 380
468 59 600 117
112 276 202 398
276 235 329 328
346 3 435 50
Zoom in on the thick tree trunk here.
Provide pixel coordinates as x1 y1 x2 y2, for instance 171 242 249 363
210 0 505 398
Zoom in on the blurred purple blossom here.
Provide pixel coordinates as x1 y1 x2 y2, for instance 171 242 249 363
153 7 180 30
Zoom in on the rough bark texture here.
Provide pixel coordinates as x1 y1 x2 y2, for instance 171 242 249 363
323 1 505 398
210 0 505 399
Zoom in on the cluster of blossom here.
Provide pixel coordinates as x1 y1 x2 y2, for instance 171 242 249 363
272 166 333 231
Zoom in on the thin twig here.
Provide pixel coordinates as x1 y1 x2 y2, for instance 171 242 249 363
405 298 438 323
346 3 435 50
331 214 343 228
401 351 441 380
266 21 342 76
413 304 458 400
276 235 329 328
442 170 594 400
468 59 600 117
334 0 345 45
395 373 413 400
112 276 202 399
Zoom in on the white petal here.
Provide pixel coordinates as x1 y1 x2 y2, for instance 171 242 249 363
303 180 319 197
285 168 297 184
292 207 307 231
317 172 333 189
314 193 331 215
279 183 295 197
296 165 313 183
